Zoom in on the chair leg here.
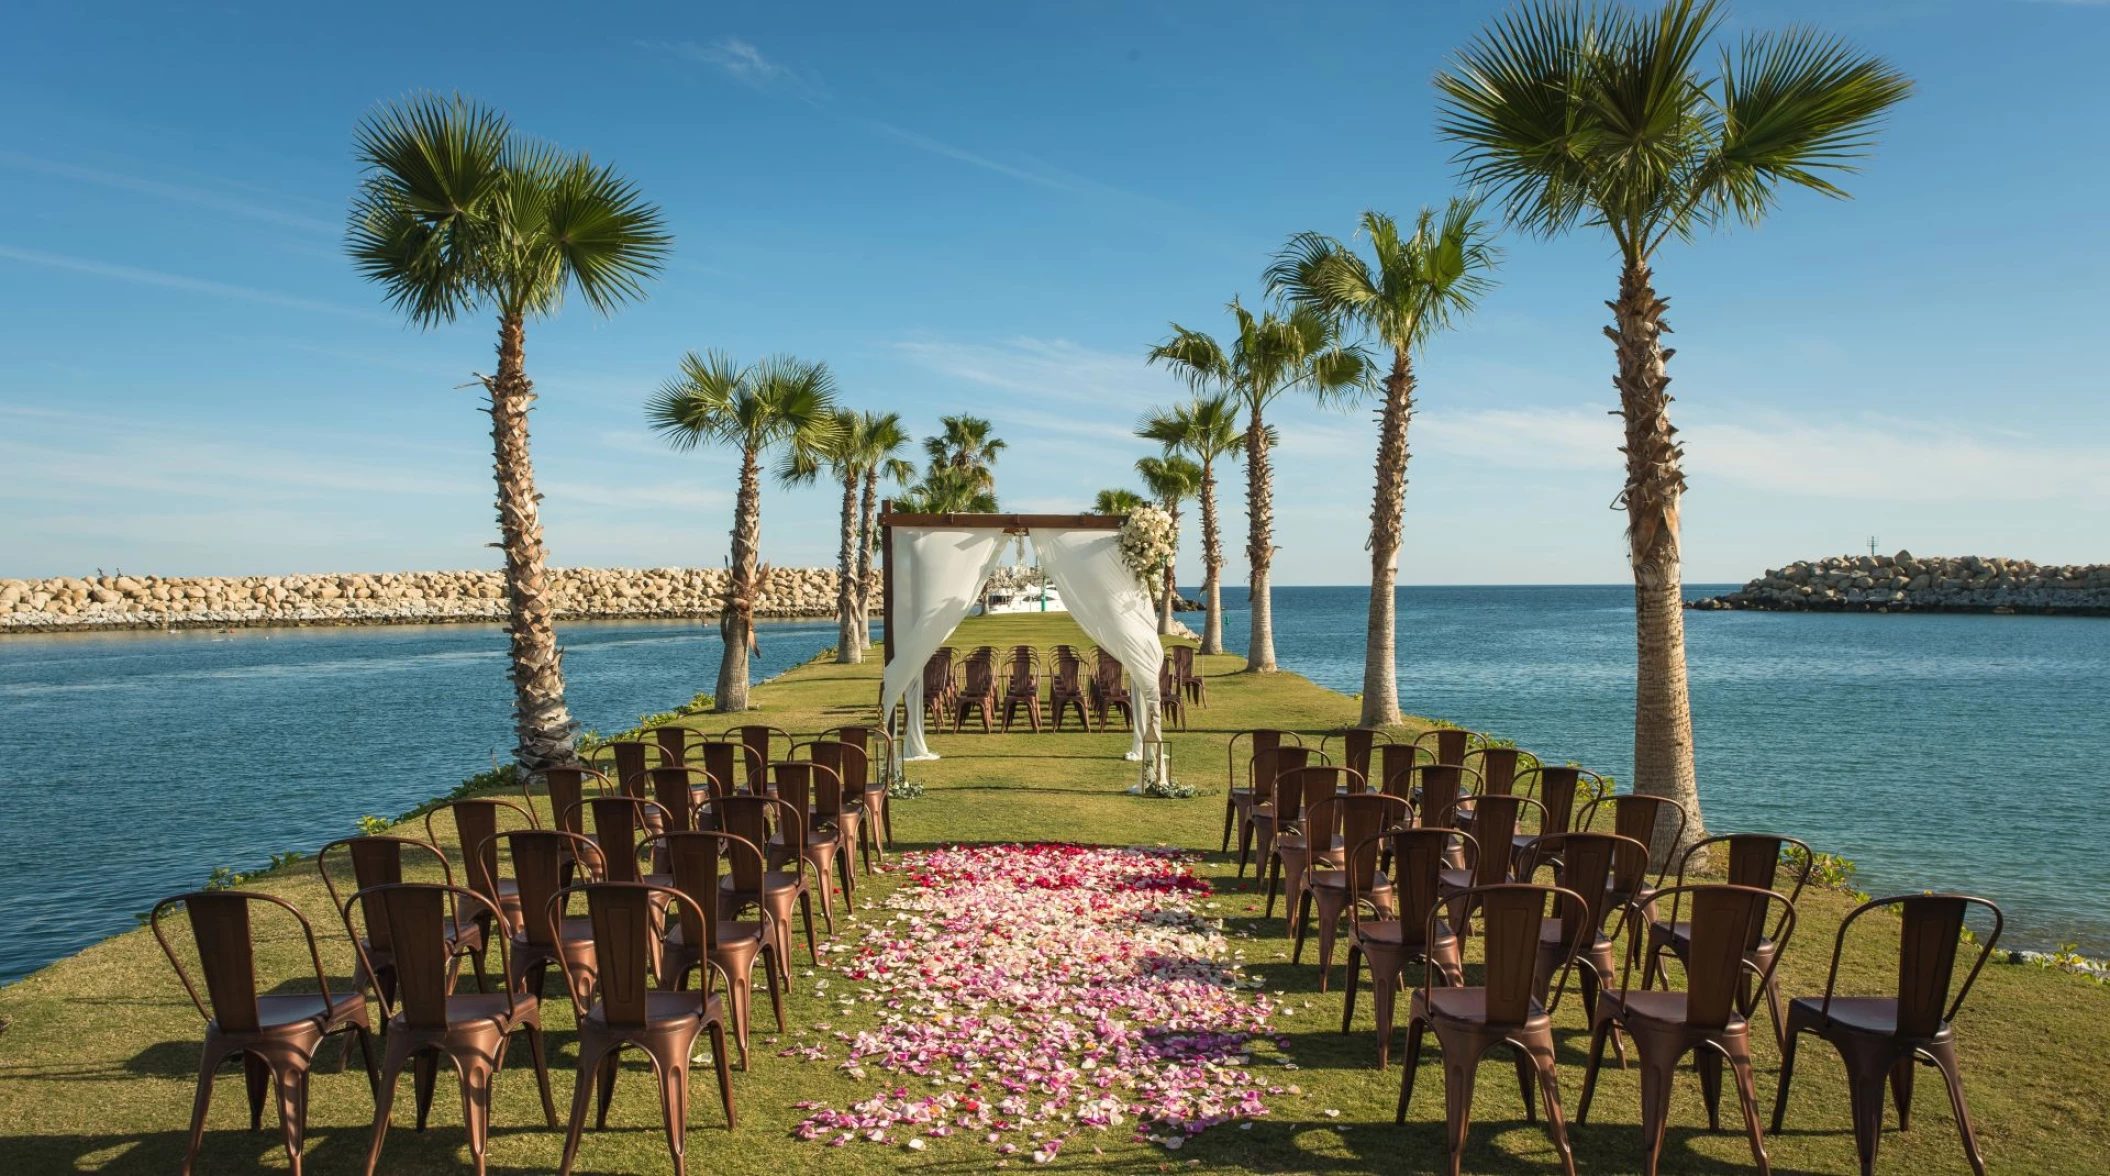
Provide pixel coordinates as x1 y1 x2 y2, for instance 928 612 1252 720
1925 1040 1988 1176
594 1050 620 1130
1890 1054 1917 1131
798 889 819 966
558 1043 604 1176
1639 1048 1678 1176
1697 1047 1725 1131
1525 1031 1578 1176
183 1046 222 1176
363 1044 407 1176
1395 1016 1427 1123
727 963 753 1071
1576 1013 1612 1123
245 1052 271 1131
1441 1040 1483 1176
1726 1039 1773 1176
1844 1050 1892 1176
1290 887 1314 968
522 1021 559 1128
1220 796 1235 853
655 1054 690 1176
762 942 787 1031
457 1051 495 1176
709 1019 736 1129
1340 945 1361 1035
349 1024 381 1100
413 1049 439 1130
1372 968 1400 1071
1263 854 1282 918
1514 1045 1538 1123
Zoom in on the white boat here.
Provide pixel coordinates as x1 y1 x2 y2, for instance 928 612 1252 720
979 584 1065 614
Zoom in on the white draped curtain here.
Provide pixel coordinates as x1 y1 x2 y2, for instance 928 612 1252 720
880 525 1165 771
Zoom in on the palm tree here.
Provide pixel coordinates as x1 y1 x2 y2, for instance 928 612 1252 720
1091 488 1146 515
648 352 841 711
852 413 915 660
923 414 1006 489
783 408 869 663
1135 455 1202 636
897 465 999 514
1138 396 1244 655
1268 201 1501 727
1148 302 1370 673
348 94 669 773
1436 0 1911 854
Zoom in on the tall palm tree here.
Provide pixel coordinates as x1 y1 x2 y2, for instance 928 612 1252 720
1138 396 1244 655
1135 455 1202 635
923 414 1006 488
1268 201 1501 727
648 352 841 711
854 413 915 658
1436 0 1911 853
1148 302 1370 673
783 407 869 663
348 94 669 773
896 465 999 514
1091 488 1146 515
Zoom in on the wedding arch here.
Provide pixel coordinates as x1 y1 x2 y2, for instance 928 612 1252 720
876 508 1166 785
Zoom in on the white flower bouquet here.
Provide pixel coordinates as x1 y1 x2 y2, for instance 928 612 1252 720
1118 505 1176 589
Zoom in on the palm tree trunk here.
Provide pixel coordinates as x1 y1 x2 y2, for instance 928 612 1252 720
717 446 762 711
1244 407 1278 673
487 314 577 772
1611 259 1707 862
854 470 879 656
1360 348 1413 728
835 467 861 664
1198 462 1225 656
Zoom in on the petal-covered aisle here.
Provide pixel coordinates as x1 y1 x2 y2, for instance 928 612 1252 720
791 844 1285 1162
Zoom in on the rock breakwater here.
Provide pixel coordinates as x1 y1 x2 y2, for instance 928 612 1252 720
1689 552 2110 615
0 567 877 633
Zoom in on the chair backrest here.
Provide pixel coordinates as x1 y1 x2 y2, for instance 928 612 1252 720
1407 762 1483 826
346 883 510 1031
724 726 789 790
317 835 454 955
1252 745 1320 806
1230 729 1301 793
151 890 336 1035
488 829 604 949
1003 647 1038 689
651 725 692 767
552 881 694 1025
1157 655 1178 696
923 649 953 695
1626 883 1795 1030
602 740 665 799
797 740 871 799
1276 765 1355 831
1439 795 1544 888
1373 742 1434 801
644 830 757 954
1050 654 1085 694
1468 746 1525 796
1579 793 1688 888
1322 728 1387 785
647 766 712 833
962 655 997 698
820 725 893 786
690 740 761 799
1444 882 1587 1023
425 798 537 917
528 766 611 838
772 761 845 833
1517 765 1607 838
567 796 671 884
1315 793 1412 882
697 795 802 893
1519 831 1649 955
1673 832 1813 947
1171 645 1197 677
1369 827 1477 952
1092 650 1128 696
1819 893 2004 1039
1415 727 1472 765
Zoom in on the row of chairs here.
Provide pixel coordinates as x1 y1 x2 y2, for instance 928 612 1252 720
151 729 894 1176
1228 725 2004 1176
923 644 1207 734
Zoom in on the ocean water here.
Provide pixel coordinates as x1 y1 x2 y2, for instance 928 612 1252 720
2 587 2104 981
0 618 838 983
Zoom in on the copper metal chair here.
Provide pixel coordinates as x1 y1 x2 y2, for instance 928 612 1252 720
151 890 379 1176
1435 794 1542 930
922 647 958 726
1086 648 1133 731
1512 765 1610 873
1170 643 1206 707
646 766 713 832
1156 655 1188 732
721 725 793 792
1396 882 1586 1176
1294 790 1412 988
1342 828 1472 1068
347 882 557 1176
524 766 612 883
1772 892 2003 1176
318 835 485 1004
1320 726 1391 790
591 739 671 803
1264 764 1358 919
775 759 855 919
1580 883 1798 1176
1241 745 1323 882
651 724 695 767
646 830 783 1070
999 645 1044 732
1465 745 1527 796
1517 831 1650 1028
1644 833 1814 1050
1414 726 1473 766
952 651 1001 733
425 798 539 935
818 723 899 852
701 794 819 979
1047 651 1094 732
1579 793 1688 916
690 739 765 802
482 829 605 1006
1373 741 1435 803
1224 729 1302 855
551 881 736 1176
796 739 876 874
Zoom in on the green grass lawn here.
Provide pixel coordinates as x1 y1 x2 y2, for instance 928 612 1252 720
1 611 2103 1174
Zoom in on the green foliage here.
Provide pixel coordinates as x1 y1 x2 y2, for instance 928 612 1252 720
267 850 308 871
1786 845 1868 901
1092 488 1146 515
1148 300 1372 422
203 865 246 891
355 815 392 838
1140 776 1201 800
887 777 927 800
1267 199 1501 358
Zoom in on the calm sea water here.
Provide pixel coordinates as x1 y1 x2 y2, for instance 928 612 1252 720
2 587 2104 981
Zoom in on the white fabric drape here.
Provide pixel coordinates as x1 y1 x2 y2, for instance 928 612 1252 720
879 527 1011 761
1030 529 1164 761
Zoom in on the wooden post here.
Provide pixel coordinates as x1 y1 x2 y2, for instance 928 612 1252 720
881 499 896 670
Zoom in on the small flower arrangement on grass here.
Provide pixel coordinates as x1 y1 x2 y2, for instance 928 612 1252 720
1118 505 1175 589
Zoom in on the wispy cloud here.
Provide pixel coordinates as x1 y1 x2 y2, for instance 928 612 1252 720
643 37 828 101
0 150 339 235
892 336 1180 407
0 245 386 320
865 122 1087 191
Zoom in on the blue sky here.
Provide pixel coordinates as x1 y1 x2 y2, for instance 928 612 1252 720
2 0 2104 586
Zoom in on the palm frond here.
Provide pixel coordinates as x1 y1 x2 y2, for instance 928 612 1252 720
644 349 747 451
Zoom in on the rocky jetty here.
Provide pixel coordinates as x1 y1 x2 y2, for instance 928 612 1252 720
0 567 879 633
1688 552 2110 615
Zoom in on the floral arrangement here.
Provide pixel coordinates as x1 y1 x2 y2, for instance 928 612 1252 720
1118 505 1176 589
790 844 1284 1158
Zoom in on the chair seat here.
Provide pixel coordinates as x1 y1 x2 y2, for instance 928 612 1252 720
664 920 768 951
246 992 365 1032
1652 920 1779 958
404 991 528 1029
1598 987 1751 1031
1415 985 1550 1028
1352 920 1458 953
1308 868 1389 894
514 915 595 949
581 990 725 1030
1538 920 1611 952
1789 995 1945 1039
721 871 804 897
